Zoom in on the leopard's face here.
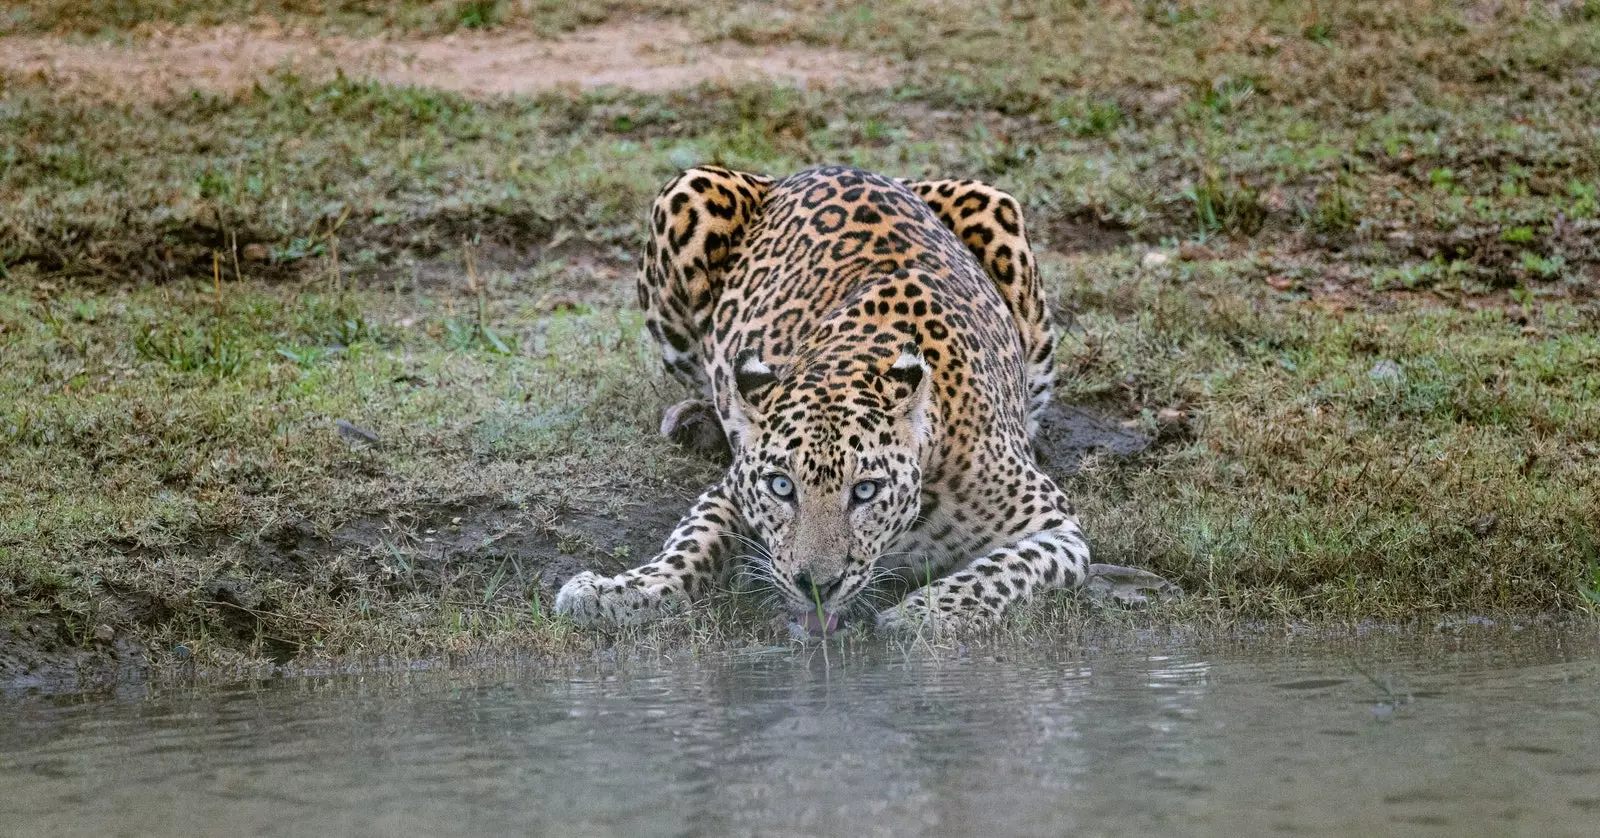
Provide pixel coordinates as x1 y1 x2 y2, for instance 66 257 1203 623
725 348 933 623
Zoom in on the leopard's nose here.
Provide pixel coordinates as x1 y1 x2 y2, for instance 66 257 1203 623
793 571 844 603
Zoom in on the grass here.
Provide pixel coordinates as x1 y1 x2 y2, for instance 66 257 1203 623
0 0 639 37
1 0 1598 676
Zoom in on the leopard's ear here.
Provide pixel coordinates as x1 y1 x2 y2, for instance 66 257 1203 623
721 349 780 451
884 344 926 393
733 349 778 399
884 344 934 444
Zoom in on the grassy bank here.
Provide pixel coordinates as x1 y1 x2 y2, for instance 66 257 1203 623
2 0 1598 682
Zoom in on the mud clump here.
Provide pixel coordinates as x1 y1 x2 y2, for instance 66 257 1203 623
1 616 145 697
1032 402 1151 476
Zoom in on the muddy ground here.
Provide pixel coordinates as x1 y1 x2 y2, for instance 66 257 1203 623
1 403 1152 694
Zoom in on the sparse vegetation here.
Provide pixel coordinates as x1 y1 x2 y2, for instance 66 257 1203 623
1 0 1597 681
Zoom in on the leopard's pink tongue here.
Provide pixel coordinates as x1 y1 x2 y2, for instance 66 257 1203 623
797 611 840 636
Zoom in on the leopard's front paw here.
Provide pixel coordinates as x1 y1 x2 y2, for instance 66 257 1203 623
554 571 609 625
876 591 997 635
554 571 681 627
876 594 941 634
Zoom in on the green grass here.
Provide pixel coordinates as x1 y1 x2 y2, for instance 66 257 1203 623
1 0 1598 673
1053 254 1597 616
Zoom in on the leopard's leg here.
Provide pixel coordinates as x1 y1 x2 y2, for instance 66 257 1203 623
904 178 1057 439
555 484 750 627
877 467 1089 633
640 167 772 422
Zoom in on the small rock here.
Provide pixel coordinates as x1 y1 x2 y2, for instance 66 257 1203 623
241 243 270 262
335 419 380 447
1156 407 1187 426
1084 563 1182 608
173 645 192 660
1367 359 1404 384
1141 251 1171 269
94 624 115 642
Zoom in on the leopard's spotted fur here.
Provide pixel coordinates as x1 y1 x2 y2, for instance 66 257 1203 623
555 165 1090 632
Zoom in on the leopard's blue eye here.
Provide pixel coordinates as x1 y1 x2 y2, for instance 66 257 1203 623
852 480 879 502
767 474 795 499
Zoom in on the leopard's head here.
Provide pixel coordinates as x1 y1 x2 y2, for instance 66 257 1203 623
722 344 935 630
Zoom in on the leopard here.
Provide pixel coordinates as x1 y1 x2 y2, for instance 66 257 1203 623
554 164 1092 634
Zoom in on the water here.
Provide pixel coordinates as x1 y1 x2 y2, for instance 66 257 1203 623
3 627 1598 837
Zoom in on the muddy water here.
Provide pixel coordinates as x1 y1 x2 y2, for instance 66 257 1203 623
2 628 1597 837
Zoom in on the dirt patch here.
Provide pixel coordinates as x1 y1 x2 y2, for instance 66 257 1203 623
173 496 698 647
0 20 895 100
1 615 146 697
1036 217 1135 255
307 498 695 588
1 497 693 694
1033 402 1151 475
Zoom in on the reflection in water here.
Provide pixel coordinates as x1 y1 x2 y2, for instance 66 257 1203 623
2 628 1598 837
